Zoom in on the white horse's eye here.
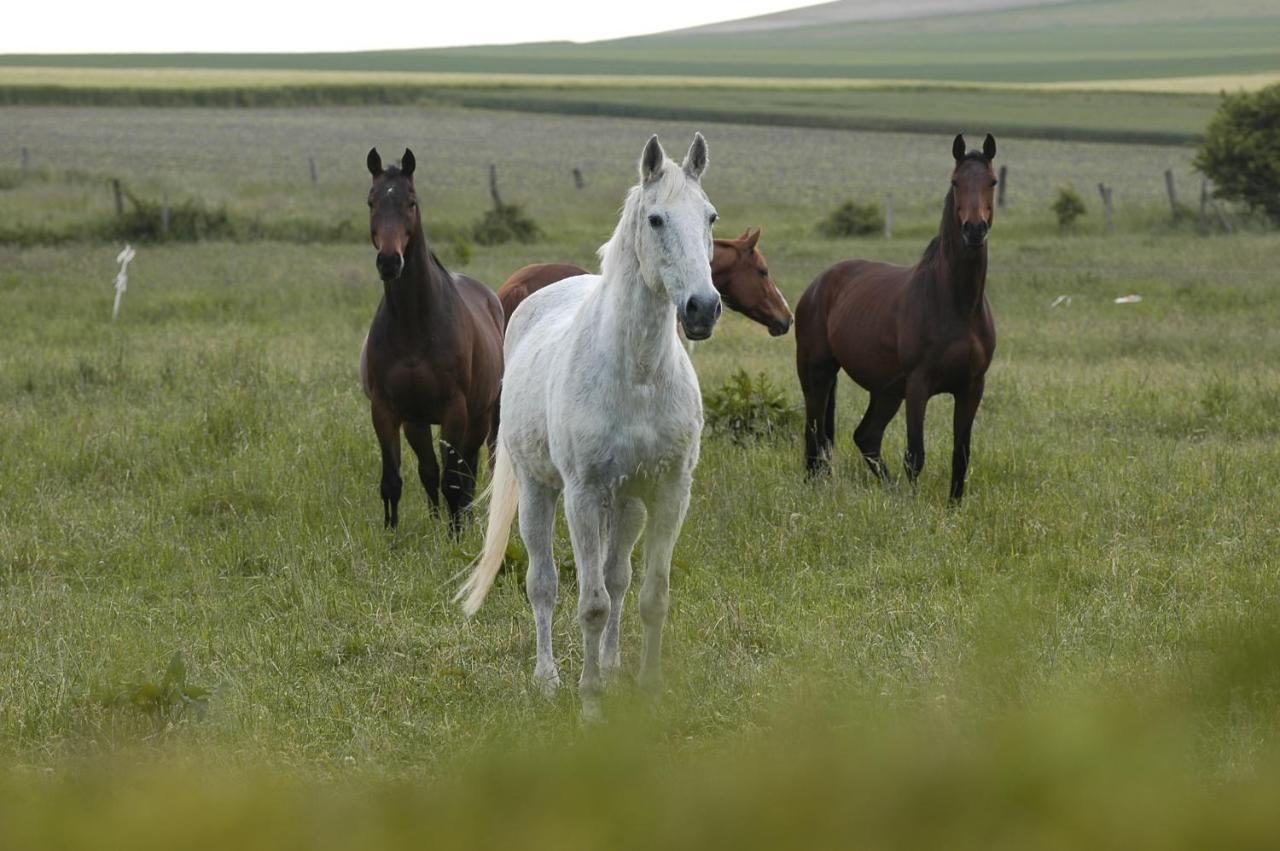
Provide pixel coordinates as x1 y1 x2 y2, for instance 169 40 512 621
647 214 664 228
709 212 718 224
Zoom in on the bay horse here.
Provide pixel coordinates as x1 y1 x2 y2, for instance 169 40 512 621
496 227 792 336
359 147 504 531
795 133 998 502
458 133 722 718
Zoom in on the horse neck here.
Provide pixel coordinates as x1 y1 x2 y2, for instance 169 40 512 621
383 225 456 330
931 189 988 317
595 230 679 381
710 241 737 289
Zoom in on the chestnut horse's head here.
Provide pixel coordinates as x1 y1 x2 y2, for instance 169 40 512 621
366 147 420 282
713 227 792 336
950 134 998 250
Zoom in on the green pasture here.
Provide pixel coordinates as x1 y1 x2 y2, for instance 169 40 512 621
3 104 1280 845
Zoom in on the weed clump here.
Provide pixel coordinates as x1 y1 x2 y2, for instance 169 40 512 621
818 200 882 238
472 203 541 246
704 369 800 443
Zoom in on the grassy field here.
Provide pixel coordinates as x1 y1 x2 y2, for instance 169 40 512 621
3 101 1280 844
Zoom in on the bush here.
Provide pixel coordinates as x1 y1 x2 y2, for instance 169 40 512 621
818 200 882 238
1195 84 1280 225
1051 186 1087 229
703 369 801 443
472 202 542 246
105 187 233 242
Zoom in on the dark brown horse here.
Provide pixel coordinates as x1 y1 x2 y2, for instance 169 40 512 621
359 147 504 529
496 228 793 335
795 134 998 502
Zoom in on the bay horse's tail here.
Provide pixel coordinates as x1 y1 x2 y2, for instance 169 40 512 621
455 431 518 617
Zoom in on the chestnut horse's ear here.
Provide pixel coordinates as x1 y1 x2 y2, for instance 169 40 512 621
400 148 416 178
367 147 383 177
983 134 997 161
744 227 761 250
640 134 666 183
952 134 967 163
682 132 708 180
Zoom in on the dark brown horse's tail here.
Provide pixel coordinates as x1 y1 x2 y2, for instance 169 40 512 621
455 431 518 617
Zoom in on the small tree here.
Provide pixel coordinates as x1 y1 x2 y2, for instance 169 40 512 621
1052 185 1086 230
1195 84 1280 224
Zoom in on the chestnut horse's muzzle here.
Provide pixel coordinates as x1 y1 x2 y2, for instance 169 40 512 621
376 251 404 281
961 220 990 249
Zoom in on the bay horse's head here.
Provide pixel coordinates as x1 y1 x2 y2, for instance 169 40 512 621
714 227 792 336
950 134 998 250
366 147 419 282
626 133 722 341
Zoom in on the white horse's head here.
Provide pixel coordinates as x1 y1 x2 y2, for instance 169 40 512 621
610 133 722 341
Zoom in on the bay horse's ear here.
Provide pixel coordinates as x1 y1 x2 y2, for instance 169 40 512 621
682 132 708 180
744 227 761 250
983 134 997 161
640 134 666 184
367 147 383 177
952 134 967 163
401 148 416 178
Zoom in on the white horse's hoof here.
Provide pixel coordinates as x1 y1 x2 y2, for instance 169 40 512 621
533 665 560 699
580 694 604 723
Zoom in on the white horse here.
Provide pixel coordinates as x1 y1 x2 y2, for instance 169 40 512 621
457 133 722 717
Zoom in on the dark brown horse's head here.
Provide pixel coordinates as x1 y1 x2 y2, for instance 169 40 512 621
713 227 793 336
366 147 419 282
950 134 998 250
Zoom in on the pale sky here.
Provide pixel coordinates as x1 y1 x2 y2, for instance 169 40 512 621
3 0 810 54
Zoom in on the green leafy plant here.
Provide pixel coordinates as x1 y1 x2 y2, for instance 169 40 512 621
703 369 801 443
472 203 542 246
817 199 883 238
106 186 233 242
1195 83 1280 225
1051 185 1087 229
102 652 213 721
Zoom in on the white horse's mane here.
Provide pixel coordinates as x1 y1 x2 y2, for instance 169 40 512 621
597 161 706 281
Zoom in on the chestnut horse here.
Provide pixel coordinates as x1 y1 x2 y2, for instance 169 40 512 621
497 228 792 336
795 134 998 502
359 147 504 530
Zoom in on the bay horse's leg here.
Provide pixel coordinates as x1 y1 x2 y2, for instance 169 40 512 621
903 375 931 487
371 400 403 528
636 472 692 694
440 403 481 534
403 422 440 514
949 378 985 503
854 392 903 484
800 359 839 476
602 498 646 678
519 474 562 697
564 481 616 719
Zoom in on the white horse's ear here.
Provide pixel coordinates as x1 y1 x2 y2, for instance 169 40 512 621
640 134 666 183
682 132 708 180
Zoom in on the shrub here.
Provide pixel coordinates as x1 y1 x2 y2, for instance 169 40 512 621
1195 84 1280 224
472 202 542 246
703 369 801 443
105 187 233 242
1051 186 1087 229
817 200 883 238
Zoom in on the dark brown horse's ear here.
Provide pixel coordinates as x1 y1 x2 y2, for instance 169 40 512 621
401 148 416 178
952 134 967 163
744 227 761 250
640 134 666 183
983 134 997 161
367 147 383 177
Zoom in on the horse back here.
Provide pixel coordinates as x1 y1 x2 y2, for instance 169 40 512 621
498 263 590 328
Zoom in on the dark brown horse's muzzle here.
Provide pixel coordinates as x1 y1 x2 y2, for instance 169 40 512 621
376 251 404 281
961 220 990 248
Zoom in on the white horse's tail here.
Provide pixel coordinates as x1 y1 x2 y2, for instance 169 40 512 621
456 435 519 617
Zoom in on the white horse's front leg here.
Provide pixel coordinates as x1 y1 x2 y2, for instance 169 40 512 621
519 476 561 697
563 481 616 719
638 472 692 693
602 498 646 678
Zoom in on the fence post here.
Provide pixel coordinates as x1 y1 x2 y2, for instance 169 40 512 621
161 193 171 237
111 179 124 217
997 164 1008 209
1164 169 1178 219
488 164 503 208
572 167 585 190
1199 179 1209 231
1097 183 1113 234
883 194 893 240
20 147 30 172
308 157 318 185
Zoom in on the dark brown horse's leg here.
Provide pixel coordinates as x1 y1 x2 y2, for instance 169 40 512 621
854 392 903 483
440 404 480 534
799 360 839 476
371 400 403 528
949 379 985 503
903 375 930 487
403 421 441 514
